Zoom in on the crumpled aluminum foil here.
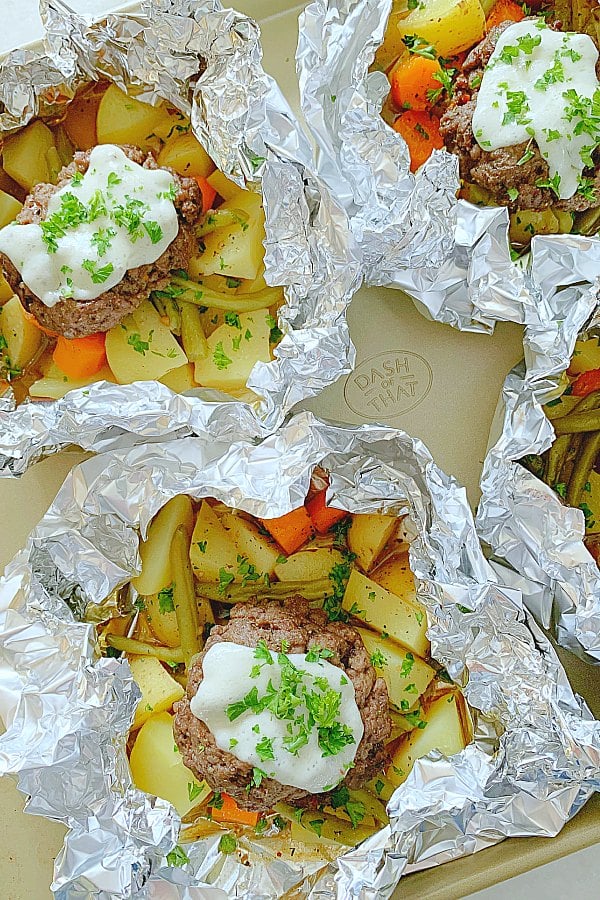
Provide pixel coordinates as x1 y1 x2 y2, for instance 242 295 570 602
296 0 600 333
0 0 360 476
477 233 600 663
1 411 599 899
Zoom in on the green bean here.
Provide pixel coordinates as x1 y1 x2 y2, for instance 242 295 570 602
572 390 600 413
171 525 201 666
553 410 600 435
545 435 571 487
180 302 209 361
195 208 249 237
105 634 184 663
558 434 582 487
171 275 283 312
196 577 332 604
566 430 600 509
575 206 600 237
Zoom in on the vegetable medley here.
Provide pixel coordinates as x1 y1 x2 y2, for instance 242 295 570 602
99 473 471 859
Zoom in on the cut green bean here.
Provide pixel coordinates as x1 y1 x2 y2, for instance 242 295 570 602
545 435 571 487
105 634 184 663
171 525 201 666
566 430 600 508
196 577 332 604
572 390 600 413
575 206 600 237
553 410 600 435
171 275 283 312
180 302 209 361
559 434 582 487
196 208 249 237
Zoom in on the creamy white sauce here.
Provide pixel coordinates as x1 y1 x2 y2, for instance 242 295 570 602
0 144 178 307
472 20 599 200
191 642 364 794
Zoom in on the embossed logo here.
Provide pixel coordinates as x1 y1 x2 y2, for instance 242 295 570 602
344 351 433 419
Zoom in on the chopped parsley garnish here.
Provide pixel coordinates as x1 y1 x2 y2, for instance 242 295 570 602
217 567 235 595
305 646 334 663
402 34 436 60
211 791 224 810
266 313 283 344
507 187 519 201
82 259 114 284
254 639 274 665
197 540 207 553
225 312 241 329
255 735 275 761
369 649 388 669
237 554 262 587
107 171 122 188
225 277 242 289
166 845 189 867
536 172 562 197
71 171 84 187
213 341 232 370
143 220 163 244
91 227 116 257
218 833 237 854
127 332 150 355
502 90 530 128
399 652 415 678
157 584 175 614
249 766 267 789
534 51 565 91
187 782 204 802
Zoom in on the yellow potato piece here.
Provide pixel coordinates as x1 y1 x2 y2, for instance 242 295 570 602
0 189 22 228
29 360 116 400
159 362 197 393
356 627 434 711
371 550 417 606
130 711 211 816
157 132 215 179
3 121 56 191
129 655 184 731
193 308 271 392
509 209 561 245
396 0 486 58
190 501 239 582
220 512 280 576
343 569 429 658
144 592 180 648
132 494 194 597
274 547 344 582
105 301 188 384
96 84 171 150
347 513 398 572
0 295 42 370
207 169 240 202
193 190 265 281
388 691 471 786
569 338 600 375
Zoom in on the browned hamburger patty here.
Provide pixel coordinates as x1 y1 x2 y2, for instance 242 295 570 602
0 145 203 339
173 597 392 812
439 22 600 213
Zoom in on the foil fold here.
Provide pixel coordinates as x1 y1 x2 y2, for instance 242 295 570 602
477 233 600 662
0 411 599 898
296 0 600 333
0 0 360 475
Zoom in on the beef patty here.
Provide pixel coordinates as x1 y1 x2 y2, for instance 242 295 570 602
173 597 392 812
439 22 600 213
0 145 203 339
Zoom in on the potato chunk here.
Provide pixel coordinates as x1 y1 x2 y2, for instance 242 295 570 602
356 627 435 711
274 547 344 582
96 84 171 150
193 190 265 281
221 512 280 577
105 301 188 384
190 501 239 582
129 655 184 730
130 711 211 816
395 0 486 58
347 514 398 572
371 551 417 606
0 189 22 228
0 295 42 371
157 132 215 179
3 121 56 190
193 308 271 392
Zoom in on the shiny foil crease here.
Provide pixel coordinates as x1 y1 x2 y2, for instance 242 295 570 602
477 234 600 662
0 0 360 476
0 412 599 899
296 0 600 333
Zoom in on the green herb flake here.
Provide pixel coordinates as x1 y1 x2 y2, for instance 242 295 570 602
218 833 237 854
157 584 175 614
166 845 190 868
82 258 114 284
187 782 204 802
213 341 232 370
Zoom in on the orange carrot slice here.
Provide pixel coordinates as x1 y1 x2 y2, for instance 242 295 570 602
211 793 260 827
486 0 525 30
389 56 443 111
53 332 107 380
260 506 315 555
195 176 217 213
393 110 444 172
305 488 348 535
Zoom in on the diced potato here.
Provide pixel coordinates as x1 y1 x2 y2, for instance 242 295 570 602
207 169 240 202
220 512 280 577
144 593 180 648
554 210 574 234
28 360 116 400
193 190 265 281
129 655 184 730
64 87 103 150
130 711 211 816
3 121 56 190
388 691 471 786
366 774 396 803
373 9 410 73
157 132 215 179
159 363 197 393
105 300 188 384
569 338 600 375
396 0 486 59
347 514 398 572
371 551 417 606
190 501 239 582
0 276 14 303
0 295 42 370
343 570 429 658
193 308 271 392
96 84 172 150
356 627 434 711
131 495 194 596
274 547 344 582
509 208 562 245
0 189 22 228
460 181 496 207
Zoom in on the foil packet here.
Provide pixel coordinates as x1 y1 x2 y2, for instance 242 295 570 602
0 411 599 899
477 235 600 663
296 0 600 332
0 0 360 476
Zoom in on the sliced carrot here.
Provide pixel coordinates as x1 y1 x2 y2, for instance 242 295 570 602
53 332 107 379
211 793 259 827
260 506 315 555
195 176 217 213
305 488 348 535
486 0 525 30
572 369 600 398
393 110 444 173
389 55 443 112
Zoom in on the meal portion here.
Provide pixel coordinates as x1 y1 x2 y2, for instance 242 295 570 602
522 329 600 566
375 0 600 248
99 477 471 856
0 83 283 403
